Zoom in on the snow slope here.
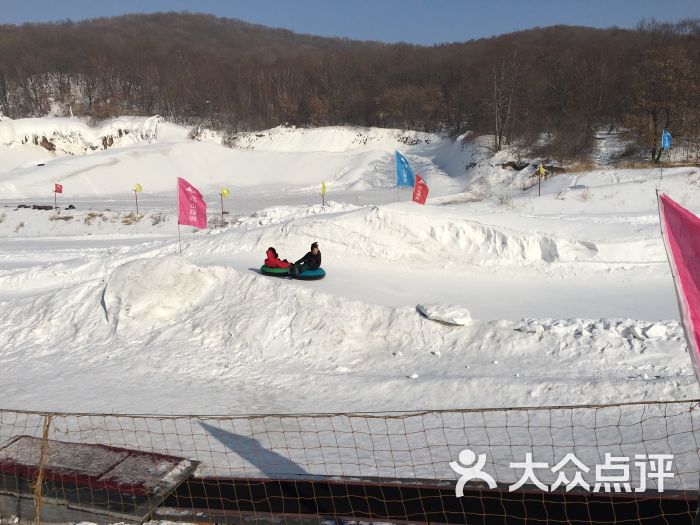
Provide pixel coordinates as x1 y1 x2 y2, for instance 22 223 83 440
0 117 698 416
0 118 472 198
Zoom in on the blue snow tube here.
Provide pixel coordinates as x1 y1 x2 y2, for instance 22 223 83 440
293 268 326 280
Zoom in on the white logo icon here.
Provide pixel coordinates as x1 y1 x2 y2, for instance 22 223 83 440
449 449 497 495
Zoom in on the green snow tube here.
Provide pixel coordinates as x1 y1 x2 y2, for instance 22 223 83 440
260 265 290 277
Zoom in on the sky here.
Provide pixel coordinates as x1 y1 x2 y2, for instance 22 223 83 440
0 0 698 45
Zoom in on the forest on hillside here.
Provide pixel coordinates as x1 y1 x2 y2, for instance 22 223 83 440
0 13 698 163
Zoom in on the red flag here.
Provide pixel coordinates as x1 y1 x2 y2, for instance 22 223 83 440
412 174 429 205
659 193 700 384
54 183 63 194
177 177 207 229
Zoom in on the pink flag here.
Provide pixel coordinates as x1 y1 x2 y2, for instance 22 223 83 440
54 183 63 194
659 193 700 384
177 177 207 229
412 174 429 205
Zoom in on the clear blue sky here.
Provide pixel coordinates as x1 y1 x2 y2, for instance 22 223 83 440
1 0 698 45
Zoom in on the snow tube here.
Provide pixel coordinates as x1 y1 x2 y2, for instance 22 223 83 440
260 265 290 277
293 268 326 280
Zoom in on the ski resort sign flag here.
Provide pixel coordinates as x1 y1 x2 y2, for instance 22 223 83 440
659 194 700 385
177 177 207 229
395 151 415 187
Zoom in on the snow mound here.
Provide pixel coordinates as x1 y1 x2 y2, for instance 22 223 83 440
102 256 223 331
417 304 472 325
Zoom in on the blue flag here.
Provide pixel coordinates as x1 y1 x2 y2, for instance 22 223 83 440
395 151 415 187
661 129 672 150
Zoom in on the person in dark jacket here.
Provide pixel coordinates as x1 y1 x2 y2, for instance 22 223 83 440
264 247 291 269
291 242 321 275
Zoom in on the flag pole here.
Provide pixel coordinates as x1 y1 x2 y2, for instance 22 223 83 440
220 193 224 217
134 190 139 214
176 178 182 255
54 190 57 211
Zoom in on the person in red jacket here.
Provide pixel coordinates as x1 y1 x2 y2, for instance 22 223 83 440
264 247 291 268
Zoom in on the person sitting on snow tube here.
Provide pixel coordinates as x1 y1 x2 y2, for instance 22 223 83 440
264 247 291 269
291 242 322 276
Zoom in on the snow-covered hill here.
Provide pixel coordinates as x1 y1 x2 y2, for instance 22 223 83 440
0 116 698 415
0 117 478 198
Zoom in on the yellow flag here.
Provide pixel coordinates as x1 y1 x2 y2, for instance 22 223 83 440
134 183 142 192
220 187 230 198
321 181 327 196
537 164 545 177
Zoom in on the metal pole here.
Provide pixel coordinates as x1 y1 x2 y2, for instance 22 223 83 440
135 190 139 214
54 191 57 211
177 223 182 256
221 194 224 217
